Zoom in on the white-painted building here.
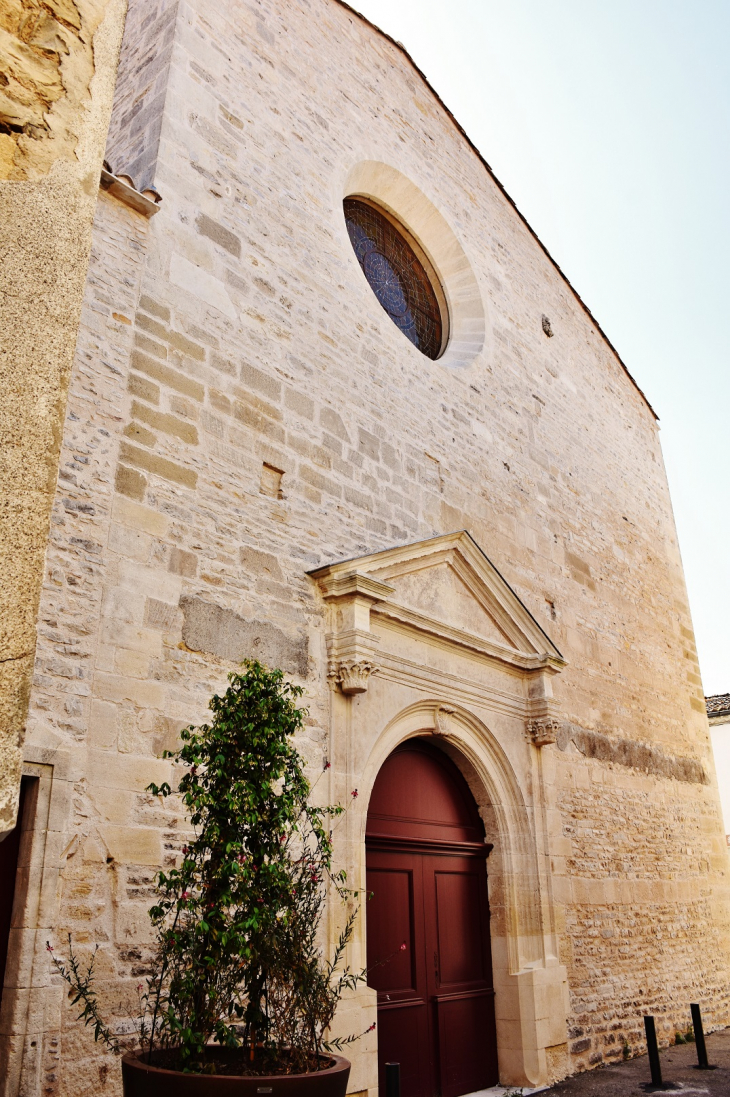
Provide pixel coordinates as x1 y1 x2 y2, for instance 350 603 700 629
708 695 730 842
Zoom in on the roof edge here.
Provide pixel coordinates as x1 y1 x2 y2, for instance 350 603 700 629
337 0 658 421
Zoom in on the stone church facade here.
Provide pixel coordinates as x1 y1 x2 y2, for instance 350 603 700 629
2 0 730 1094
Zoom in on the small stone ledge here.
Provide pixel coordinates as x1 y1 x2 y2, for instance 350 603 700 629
100 166 161 217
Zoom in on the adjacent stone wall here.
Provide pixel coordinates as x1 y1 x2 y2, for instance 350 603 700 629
0 0 112 180
0 189 163 1097
9 0 730 1091
556 753 729 1065
0 0 127 839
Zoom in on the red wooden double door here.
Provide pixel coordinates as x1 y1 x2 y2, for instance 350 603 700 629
366 741 498 1097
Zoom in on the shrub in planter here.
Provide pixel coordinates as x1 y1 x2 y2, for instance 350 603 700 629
49 661 368 1090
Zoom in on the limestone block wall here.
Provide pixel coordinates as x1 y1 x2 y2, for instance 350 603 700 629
0 0 127 838
6 0 730 1092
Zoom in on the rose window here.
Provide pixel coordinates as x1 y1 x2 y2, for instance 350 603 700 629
344 197 446 360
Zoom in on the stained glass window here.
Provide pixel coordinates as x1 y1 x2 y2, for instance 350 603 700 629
344 197 445 360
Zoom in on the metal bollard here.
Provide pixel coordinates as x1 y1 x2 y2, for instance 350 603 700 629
385 1062 400 1097
691 1003 711 1069
644 1015 663 1087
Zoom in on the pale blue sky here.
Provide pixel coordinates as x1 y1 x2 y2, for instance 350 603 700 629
352 0 729 696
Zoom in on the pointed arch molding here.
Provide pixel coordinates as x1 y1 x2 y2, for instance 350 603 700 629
309 530 566 746
361 699 542 970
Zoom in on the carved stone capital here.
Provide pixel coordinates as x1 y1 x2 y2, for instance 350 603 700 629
331 660 377 695
527 717 561 747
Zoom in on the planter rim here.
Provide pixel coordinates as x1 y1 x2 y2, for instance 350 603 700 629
121 1049 351 1082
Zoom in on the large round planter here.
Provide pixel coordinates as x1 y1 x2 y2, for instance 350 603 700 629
121 1050 351 1097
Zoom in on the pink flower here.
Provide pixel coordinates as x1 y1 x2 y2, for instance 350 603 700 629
182 846 188 854
46 944 54 952
400 943 406 951
181 890 190 900
368 1023 376 1032
137 984 144 992
323 761 331 771
351 789 358 799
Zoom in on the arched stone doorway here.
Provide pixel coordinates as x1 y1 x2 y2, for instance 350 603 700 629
310 532 570 1090
365 740 499 1097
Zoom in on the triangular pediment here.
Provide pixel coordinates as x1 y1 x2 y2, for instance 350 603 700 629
390 559 516 647
309 531 564 669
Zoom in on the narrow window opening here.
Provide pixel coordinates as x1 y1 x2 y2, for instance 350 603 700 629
260 462 284 499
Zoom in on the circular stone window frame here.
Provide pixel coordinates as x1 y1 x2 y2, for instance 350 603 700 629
342 161 487 369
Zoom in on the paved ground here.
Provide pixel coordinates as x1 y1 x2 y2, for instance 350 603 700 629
537 1027 730 1096
472 1030 730 1096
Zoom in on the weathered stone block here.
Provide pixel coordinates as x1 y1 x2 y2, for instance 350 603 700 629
135 312 168 342
88 698 118 750
127 373 160 404
240 363 281 401
93 673 166 710
115 464 147 501
180 595 308 676
131 400 199 444
130 350 204 401
138 295 171 322
124 421 157 448
119 441 198 489
239 546 284 581
87 749 170 792
112 495 170 537
195 212 241 258
167 329 206 361
168 546 197 577
134 331 168 359
108 521 152 563
143 597 179 631
321 405 350 441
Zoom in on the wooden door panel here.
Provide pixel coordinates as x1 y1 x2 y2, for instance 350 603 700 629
367 853 430 1097
425 854 498 1092
434 868 488 987
376 1001 430 1097
436 990 498 1097
366 865 418 997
